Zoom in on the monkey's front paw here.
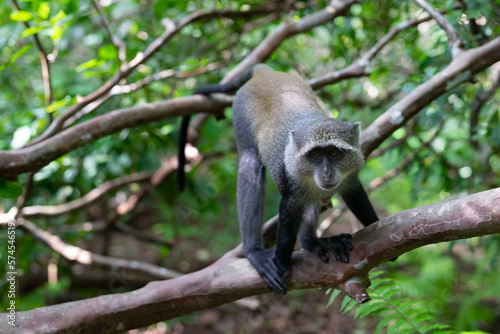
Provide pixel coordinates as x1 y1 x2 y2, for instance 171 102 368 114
305 233 353 263
246 248 290 295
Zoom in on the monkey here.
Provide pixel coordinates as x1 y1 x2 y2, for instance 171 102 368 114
178 64 379 294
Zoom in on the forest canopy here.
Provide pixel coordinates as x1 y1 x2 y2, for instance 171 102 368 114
0 0 499 333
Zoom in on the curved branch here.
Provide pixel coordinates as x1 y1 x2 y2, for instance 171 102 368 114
413 0 465 58
309 14 436 89
361 36 500 156
2 38 499 178
7 188 500 333
224 0 359 82
19 219 182 279
20 171 153 218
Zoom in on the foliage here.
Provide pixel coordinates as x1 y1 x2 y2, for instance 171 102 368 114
328 270 454 334
0 0 499 332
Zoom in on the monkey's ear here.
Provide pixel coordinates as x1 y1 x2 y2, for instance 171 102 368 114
350 122 361 147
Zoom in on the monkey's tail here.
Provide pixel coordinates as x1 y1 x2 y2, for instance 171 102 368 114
177 115 191 192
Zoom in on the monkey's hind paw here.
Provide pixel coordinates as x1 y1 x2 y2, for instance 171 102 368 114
246 248 290 295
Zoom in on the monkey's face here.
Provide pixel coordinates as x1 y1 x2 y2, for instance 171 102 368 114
305 146 343 191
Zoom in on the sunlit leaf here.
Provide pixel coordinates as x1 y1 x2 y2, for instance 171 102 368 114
0 45 32 72
10 11 33 22
75 59 105 72
50 10 66 25
46 98 69 113
98 44 118 61
51 25 64 41
38 2 50 20
21 26 46 38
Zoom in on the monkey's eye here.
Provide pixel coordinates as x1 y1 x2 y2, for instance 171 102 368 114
310 150 320 158
329 148 339 156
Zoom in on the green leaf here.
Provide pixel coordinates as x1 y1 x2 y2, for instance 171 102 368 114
422 323 451 332
10 11 33 22
370 277 394 289
373 315 398 334
21 26 46 38
38 2 50 20
51 25 64 41
46 98 69 113
75 59 105 72
326 289 342 308
0 177 23 199
340 296 356 313
355 301 389 318
98 44 118 61
50 10 66 25
0 45 32 72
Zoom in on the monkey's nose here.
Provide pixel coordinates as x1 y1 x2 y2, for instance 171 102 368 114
323 169 331 180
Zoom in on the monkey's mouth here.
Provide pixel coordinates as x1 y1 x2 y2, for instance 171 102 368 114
317 183 338 191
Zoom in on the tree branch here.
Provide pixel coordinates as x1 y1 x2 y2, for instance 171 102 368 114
309 14 435 89
224 0 360 83
18 219 182 279
20 171 153 218
361 35 500 156
2 37 499 178
28 2 294 145
413 0 465 58
6 188 500 333
0 95 227 178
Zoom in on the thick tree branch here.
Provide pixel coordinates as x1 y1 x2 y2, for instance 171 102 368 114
2 38 499 178
5 188 499 333
361 35 500 156
0 96 226 178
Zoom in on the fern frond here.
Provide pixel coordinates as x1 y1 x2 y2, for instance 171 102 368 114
332 272 453 333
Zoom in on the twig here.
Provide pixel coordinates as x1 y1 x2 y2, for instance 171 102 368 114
470 67 500 148
21 171 154 218
91 0 126 63
413 0 465 58
19 218 182 279
368 118 418 159
309 14 437 89
11 0 52 107
62 60 227 128
28 2 295 145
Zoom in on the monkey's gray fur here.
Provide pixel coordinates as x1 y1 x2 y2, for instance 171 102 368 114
178 64 379 294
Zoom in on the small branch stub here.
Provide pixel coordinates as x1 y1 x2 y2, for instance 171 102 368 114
339 277 371 304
